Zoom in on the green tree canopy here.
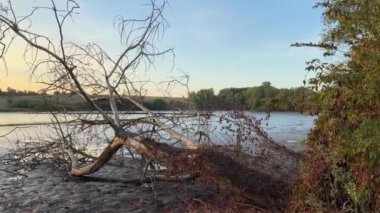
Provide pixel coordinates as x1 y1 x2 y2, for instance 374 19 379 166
188 88 217 110
189 82 312 111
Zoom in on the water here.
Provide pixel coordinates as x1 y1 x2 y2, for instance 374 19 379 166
0 111 316 151
261 112 315 143
0 112 53 125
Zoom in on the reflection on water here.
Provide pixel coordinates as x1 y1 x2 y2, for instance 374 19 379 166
0 112 54 125
0 112 316 150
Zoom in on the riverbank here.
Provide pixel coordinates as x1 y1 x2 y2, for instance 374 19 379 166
0 159 221 212
0 136 304 212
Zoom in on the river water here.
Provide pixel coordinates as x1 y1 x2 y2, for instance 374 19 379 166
0 111 316 151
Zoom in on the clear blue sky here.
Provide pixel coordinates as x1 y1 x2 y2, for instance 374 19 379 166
1 0 324 96
161 0 324 92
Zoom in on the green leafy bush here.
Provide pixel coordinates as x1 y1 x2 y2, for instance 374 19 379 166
290 0 380 211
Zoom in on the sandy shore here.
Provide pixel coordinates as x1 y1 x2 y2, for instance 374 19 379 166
0 137 303 212
0 158 216 213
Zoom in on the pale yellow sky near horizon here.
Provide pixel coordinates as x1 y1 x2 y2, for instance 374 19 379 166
0 38 187 96
0 38 44 92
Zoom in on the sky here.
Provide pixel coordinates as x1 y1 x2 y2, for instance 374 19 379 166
0 0 324 97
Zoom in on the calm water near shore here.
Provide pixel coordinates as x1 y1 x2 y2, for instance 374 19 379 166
0 111 316 150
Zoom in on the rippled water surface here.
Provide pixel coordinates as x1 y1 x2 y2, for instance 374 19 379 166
0 112 316 150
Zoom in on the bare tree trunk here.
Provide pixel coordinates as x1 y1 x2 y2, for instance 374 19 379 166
69 136 126 176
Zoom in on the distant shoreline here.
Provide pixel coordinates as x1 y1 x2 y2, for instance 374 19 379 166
0 109 303 113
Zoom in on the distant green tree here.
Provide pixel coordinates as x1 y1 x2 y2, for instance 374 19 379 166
269 89 291 111
261 81 271 88
6 87 16 106
261 82 277 97
7 87 16 95
217 87 247 108
245 87 261 109
2 87 38 96
53 91 60 103
268 87 314 111
245 82 278 110
151 98 168 110
188 88 217 110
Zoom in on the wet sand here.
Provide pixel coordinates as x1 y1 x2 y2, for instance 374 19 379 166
0 159 215 213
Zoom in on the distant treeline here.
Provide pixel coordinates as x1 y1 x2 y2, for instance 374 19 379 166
188 82 314 111
0 87 39 96
7 98 181 112
1 83 314 112
0 87 186 111
1 93 185 112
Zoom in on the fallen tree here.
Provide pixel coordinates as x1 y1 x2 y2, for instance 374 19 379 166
0 0 302 211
